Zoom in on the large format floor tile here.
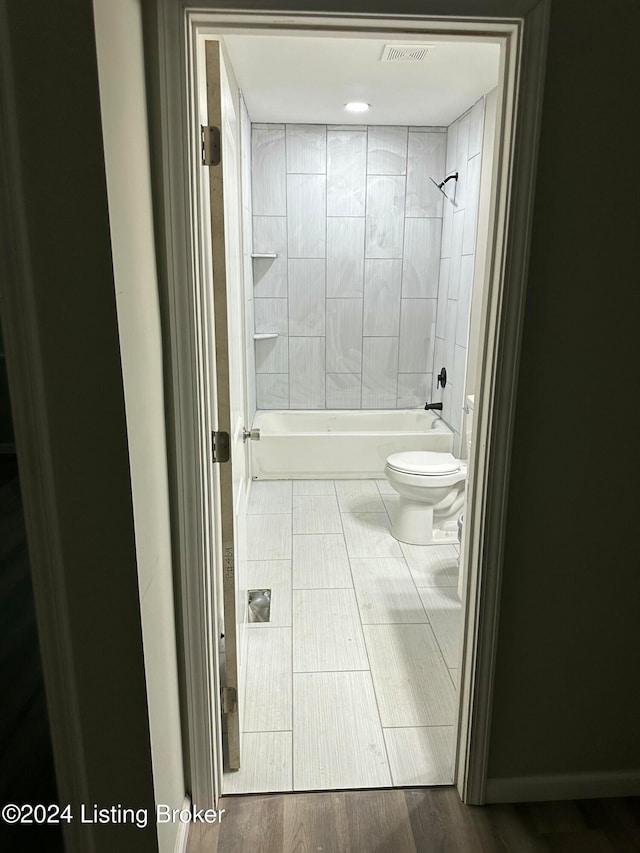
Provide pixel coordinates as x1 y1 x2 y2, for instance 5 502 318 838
293 671 392 790
245 560 291 627
335 479 386 513
248 480 293 514
341 512 403 559
383 726 454 786
350 557 427 624
293 495 343 535
222 731 292 794
418 587 462 669
401 543 459 588
292 480 336 496
243 628 292 731
247 514 292 560
363 624 456 727
292 534 352 589
293 588 368 672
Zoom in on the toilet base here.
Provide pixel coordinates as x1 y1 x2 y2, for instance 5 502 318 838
390 496 461 546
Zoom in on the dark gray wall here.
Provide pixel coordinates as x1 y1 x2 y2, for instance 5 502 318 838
0 0 158 849
488 0 640 779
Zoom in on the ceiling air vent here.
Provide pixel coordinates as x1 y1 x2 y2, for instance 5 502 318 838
380 44 434 62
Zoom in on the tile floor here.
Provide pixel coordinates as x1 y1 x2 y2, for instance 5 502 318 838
223 479 462 795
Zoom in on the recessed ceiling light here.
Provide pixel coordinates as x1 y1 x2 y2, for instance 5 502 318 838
344 102 370 113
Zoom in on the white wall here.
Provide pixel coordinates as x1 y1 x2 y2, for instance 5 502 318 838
251 123 447 409
431 97 486 455
92 3 185 852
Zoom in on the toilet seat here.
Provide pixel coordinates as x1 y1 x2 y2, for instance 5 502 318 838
386 451 464 476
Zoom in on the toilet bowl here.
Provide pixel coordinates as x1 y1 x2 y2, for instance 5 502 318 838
385 451 467 545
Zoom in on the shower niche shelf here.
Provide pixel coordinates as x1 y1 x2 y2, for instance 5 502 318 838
251 252 278 259
253 333 278 341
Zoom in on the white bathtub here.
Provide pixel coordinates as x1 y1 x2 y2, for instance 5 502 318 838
250 409 454 479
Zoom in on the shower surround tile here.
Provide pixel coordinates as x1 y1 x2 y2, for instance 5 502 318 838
287 174 326 258
256 374 289 409
401 218 442 299
249 119 482 409
286 124 326 173
252 125 286 215
363 259 402 336
367 126 408 175
405 130 447 218
327 129 367 216
326 217 365 297
326 299 363 374
289 259 326 336
362 337 399 409
398 299 436 373
289 337 325 408
326 373 361 409
365 175 406 259
252 216 287 297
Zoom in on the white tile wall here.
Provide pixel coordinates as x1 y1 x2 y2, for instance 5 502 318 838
398 299 436 373
289 259 326 336
326 217 365 298
289 337 325 408
367 126 408 175
432 99 485 444
287 173 326 258
326 299 363 374
327 129 367 216
252 125 286 216
401 218 442 298
286 124 326 173
363 258 402 336
365 175 406 259
251 123 446 409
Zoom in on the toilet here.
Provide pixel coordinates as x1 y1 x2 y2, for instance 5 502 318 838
385 451 467 545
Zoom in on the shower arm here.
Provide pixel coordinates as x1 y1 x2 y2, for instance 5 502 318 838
437 171 458 189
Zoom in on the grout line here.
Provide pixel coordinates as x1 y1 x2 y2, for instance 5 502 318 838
345 477 393 782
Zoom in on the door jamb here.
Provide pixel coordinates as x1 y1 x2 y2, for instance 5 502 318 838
142 0 549 807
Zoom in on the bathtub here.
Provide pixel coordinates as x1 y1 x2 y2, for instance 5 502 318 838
250 409 454 479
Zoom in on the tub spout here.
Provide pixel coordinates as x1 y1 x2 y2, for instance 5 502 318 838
424 402 443 411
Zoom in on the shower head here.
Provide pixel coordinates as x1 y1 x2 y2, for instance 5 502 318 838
430 171 459 200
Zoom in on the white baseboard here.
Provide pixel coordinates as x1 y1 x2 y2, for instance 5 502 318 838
174 797 191 853
485 769 640 803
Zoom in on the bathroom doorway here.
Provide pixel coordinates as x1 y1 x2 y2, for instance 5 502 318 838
151 4 548 809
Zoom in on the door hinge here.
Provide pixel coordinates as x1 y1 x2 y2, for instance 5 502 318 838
201 125 221 166
211 430 230 463
221 686 237 714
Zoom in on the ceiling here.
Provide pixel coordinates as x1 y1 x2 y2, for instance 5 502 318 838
223 35 501 126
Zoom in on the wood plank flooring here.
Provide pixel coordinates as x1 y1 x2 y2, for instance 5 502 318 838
187 790 640 853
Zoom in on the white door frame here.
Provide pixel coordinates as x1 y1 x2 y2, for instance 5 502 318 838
142 0 549 808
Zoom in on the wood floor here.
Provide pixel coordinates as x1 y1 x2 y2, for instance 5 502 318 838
187 789 640 852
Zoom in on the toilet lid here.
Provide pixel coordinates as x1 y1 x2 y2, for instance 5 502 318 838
387 451 463 475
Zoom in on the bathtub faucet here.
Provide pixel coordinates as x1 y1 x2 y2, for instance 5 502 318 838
424 401 443 411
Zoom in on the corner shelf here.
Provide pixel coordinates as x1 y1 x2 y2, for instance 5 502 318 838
251 252 278 259
253 333 279 341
